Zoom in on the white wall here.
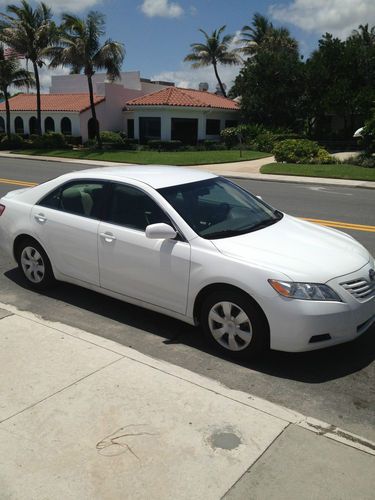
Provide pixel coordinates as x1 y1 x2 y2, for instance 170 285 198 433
124 107 239 141
0 111 80 136
50 71 144 94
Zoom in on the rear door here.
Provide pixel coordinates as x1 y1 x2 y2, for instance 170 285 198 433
32 180 108 286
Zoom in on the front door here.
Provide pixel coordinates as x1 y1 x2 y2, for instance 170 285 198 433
98 183 191 314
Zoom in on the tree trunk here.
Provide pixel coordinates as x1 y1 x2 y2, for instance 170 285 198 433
4 89 11 141
87 74 102 149
213 62 227 97
33 61 42 135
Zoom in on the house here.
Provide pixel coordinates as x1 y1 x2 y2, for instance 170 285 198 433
124 86 239 145
0 71 239 144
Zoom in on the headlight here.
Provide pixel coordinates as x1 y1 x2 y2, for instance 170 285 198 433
268 279 342 301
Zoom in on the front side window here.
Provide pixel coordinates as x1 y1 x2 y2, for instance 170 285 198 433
158 178 282 239
105 183 170 231
38 181 107 219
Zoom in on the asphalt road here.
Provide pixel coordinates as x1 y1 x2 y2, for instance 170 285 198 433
0 156 374 441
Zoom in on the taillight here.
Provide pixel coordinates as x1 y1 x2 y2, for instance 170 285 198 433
0 204 5 216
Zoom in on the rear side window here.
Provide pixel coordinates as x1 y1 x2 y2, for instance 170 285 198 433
105 183 171 231
38 181 107 219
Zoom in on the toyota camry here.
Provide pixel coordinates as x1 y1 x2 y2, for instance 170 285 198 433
0 166 374 358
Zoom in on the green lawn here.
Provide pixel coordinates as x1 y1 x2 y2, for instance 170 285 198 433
260 163 375 182
17 149 270 166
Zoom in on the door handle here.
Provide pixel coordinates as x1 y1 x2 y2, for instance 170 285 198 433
100 232 116 243
34 213 47 223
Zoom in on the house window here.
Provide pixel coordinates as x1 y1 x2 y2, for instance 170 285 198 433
225 120 238 129
14 116 24 134
206 119 221 135
0 116 5 133
44 117 55 133
61 117 72 135
29 117 38 135
139 117 161 144
127 119 134 139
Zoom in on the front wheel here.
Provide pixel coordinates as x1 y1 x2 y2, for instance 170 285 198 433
200 290 269 360
16 238 55 290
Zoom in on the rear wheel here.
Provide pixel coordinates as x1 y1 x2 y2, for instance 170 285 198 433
200 290 269 359
16 238 55 290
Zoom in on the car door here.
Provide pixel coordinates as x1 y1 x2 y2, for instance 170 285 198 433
32 180 108 286
98 182 191 314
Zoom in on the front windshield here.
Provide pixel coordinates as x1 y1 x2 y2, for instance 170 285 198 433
158 177 283 239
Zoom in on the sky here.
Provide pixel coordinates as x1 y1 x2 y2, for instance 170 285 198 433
1 0 375 92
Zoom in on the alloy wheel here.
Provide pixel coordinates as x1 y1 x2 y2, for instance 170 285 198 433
208 301 253 351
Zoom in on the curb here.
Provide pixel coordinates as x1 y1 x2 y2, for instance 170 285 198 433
1 152 374 189
1 301 374 457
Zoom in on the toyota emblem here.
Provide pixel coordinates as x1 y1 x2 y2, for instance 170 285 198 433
369 269 375 282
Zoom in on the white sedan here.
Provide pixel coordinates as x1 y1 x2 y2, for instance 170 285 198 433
0 166 374 358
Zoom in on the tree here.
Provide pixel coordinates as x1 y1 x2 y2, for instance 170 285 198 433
0 1 58 135
0 44 34 140
184 26 240 97
47 11 124 148
239 13 273 56
231 26 303 129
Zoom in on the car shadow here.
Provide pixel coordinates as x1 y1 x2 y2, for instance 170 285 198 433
4 267 375 384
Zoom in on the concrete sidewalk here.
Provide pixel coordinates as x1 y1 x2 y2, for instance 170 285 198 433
1 151 374 189
1 302 374 499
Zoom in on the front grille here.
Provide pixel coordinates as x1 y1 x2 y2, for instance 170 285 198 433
341 278 374 300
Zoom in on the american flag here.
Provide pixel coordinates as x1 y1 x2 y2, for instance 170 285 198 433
4 47 25 60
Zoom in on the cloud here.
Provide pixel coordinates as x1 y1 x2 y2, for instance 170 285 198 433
0 0 103 13
152 64 240 93
140 0 184 18
152 31 243 92
269 0 375 38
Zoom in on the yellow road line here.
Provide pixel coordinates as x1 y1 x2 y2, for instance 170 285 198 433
0 177 38 187
301 217 375 233
0 177 374 233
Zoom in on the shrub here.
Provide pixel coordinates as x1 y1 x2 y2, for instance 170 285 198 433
359 113 375 155
122 138 138 150
147 140 183 151
0 133 24 150
100 130 124 144
65 135 82 146
273 139 323 163
220 127 238 148
30 133 68 149
248 131 279 153
344 153 375 168
310 148 337 164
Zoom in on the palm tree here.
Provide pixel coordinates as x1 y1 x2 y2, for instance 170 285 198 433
47 11 124 148
0 1 58 135
0 44 34 140
239 13 273 56
184 26 240 97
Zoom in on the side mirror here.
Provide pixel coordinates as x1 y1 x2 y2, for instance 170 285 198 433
145 223 177 240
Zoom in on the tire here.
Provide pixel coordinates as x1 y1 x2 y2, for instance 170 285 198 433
16 238 56 290
200 289 269 360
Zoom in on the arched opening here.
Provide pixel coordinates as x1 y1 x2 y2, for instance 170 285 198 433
44 117 55 133
29 117 38 135
0 116 5 133
61 117 72 135
15 116 24 134
88 117 99 139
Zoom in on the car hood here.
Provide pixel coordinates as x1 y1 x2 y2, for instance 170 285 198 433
211 214 370 283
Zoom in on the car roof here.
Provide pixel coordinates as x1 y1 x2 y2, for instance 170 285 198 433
72 165 217 189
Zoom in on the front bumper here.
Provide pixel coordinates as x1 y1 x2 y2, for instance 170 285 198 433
267 263 375 352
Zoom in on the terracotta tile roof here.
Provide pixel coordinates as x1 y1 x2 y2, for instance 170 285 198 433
125 87 239 110
0 93 105 113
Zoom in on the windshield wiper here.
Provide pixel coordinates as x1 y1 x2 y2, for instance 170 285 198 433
207 215 283 239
